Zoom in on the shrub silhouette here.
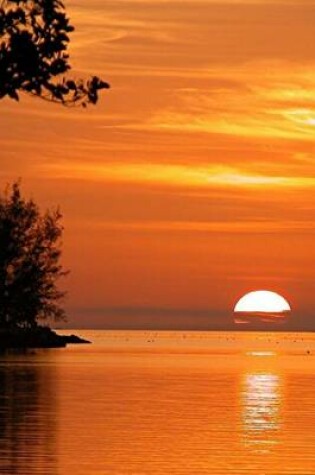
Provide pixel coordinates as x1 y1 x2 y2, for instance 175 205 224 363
0 182 67 328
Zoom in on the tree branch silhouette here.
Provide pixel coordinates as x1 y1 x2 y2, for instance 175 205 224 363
0 0 109 106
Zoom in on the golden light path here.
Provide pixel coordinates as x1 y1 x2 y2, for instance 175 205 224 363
242 372 282 452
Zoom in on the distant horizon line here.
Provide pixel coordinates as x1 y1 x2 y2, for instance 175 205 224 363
55 326 315 333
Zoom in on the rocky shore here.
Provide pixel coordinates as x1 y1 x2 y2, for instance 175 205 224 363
0 326 91 349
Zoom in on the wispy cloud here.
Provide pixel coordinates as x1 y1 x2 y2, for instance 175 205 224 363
40 160 315 190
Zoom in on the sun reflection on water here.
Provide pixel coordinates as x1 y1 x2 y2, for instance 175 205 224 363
242 372 282 453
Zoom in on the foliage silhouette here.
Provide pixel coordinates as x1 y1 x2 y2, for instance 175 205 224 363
0 0 109 106
0 182 67 329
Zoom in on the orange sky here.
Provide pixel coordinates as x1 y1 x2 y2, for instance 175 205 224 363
1 0 315 328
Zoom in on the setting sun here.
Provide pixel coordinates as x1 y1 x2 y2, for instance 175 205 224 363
234 291 291 326
234 291 291 313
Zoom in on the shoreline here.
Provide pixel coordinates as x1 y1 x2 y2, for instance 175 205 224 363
0 327 91 349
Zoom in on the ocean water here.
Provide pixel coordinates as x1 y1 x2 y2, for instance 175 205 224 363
1 330 315 475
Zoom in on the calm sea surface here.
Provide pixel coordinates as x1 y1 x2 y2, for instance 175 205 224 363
1 330 315 475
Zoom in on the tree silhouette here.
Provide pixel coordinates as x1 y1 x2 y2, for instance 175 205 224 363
0 0 109 106
0 182 67 329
